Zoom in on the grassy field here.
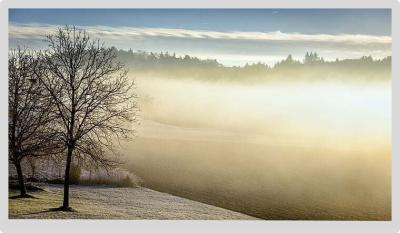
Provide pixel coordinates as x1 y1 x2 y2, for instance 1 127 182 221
9 184 258 220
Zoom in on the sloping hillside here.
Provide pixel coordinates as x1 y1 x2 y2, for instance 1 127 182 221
9 184 258 220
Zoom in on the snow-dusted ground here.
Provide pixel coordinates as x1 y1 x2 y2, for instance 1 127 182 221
9 184 258 220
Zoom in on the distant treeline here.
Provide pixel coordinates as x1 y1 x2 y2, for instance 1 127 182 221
115 48 391 82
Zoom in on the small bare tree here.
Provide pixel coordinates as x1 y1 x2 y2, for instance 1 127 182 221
26 156 37 180
40 26 137 210
8 48 61 197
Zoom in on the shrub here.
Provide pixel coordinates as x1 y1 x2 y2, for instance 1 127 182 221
77 171 143 188
121 175 134 187
47 178 64 184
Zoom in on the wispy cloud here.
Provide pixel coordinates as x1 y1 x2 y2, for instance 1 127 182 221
9 23 392 46
9 23 392 66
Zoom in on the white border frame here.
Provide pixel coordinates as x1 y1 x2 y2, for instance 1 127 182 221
0 1 398 233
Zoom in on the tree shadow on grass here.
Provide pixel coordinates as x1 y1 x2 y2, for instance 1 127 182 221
18 206 76 216
9 194 37 199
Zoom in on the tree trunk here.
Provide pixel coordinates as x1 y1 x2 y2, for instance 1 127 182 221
29 158 36 179
89 168 92 181
62 145 73 209
14 160 27 196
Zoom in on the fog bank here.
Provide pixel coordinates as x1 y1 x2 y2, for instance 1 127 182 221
123 75 391 220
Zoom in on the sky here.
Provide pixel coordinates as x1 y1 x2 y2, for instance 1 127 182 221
9 9 392 66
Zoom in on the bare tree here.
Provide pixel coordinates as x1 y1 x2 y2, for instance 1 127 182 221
50 154 65 179
8 48 61 197
40 26 137 210
26 156 37 180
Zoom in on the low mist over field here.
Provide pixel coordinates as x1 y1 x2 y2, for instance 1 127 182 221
122 66 391 220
